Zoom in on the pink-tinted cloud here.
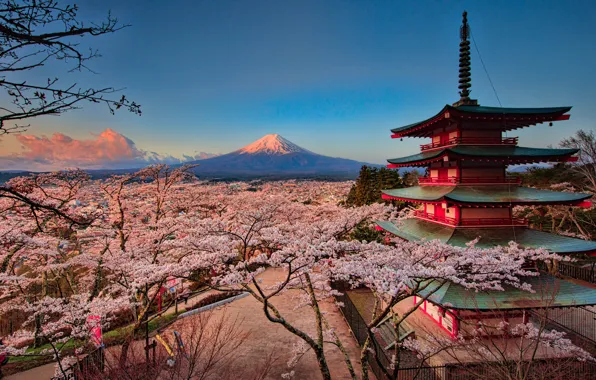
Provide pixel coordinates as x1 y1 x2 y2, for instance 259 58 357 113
15 129 140 164
0 129 217 171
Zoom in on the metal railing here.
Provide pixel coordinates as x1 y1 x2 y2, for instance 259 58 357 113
418 176 521 185
420 136 518 151
51 347 105 380
536 261 596 284
334 288 391 379
445 360 596 380
557 262 596 284
536 307 596 346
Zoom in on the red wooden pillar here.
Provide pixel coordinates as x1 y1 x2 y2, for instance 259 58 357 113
452 311 459 338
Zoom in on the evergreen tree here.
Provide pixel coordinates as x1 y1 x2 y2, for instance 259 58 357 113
345 166 406 207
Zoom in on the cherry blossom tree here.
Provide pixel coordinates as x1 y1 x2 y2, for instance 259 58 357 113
205 192 567 380
87 310 273 380
1 168 589 380
560 129 596 193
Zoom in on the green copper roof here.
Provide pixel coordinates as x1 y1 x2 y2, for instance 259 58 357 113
454 105 572 115
391 105 572 135
387 150 445 165
417 274 596 310
387 146 578 166
382 186 591 205
376 218 596 254
447 186 590 204
383 186 453 202
377 219 452 243
450 146 577 158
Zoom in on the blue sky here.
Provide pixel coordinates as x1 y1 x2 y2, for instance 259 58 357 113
1 0 596 169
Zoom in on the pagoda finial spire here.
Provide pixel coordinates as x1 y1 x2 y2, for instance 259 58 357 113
454 11 478 107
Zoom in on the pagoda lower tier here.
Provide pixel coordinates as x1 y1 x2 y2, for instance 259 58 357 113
377 217 596 339
416 274 596 311
409 274 596 339
376 218 596 255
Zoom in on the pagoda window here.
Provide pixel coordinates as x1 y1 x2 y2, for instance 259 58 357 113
426 301 442 321
425 204 435 215
432 132 450 146
445 206 459 221
441 311 455 334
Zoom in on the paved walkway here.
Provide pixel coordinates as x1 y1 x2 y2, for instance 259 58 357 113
4 362 55 380
148 268 364 379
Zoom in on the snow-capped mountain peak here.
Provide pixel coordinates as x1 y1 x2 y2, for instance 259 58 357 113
237 134 313 155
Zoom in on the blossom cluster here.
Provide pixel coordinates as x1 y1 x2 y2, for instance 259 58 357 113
0 166 581 373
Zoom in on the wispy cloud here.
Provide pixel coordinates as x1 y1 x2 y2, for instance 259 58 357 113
0 129 218 171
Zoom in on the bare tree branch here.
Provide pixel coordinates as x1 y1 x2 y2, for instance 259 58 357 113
0 0 141 135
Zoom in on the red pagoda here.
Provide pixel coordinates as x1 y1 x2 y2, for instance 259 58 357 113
376 12 596 339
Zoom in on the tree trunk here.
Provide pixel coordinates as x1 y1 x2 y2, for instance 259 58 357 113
314 346 332 380
33 314 43 348
119 339 131 368
360 336 371 380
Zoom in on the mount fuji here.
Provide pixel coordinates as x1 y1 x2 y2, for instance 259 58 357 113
186 134 376 179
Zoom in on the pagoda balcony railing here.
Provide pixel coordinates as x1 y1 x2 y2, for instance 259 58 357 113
459 218 528 227
418 176 521 185
413 210 458 225
420 136 518 151
413 210 528 227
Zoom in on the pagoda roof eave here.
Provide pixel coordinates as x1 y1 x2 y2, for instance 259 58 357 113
387 146 579 168
375 219 596 255
391 105 572 138
415 274 596 310
381 186 591 206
